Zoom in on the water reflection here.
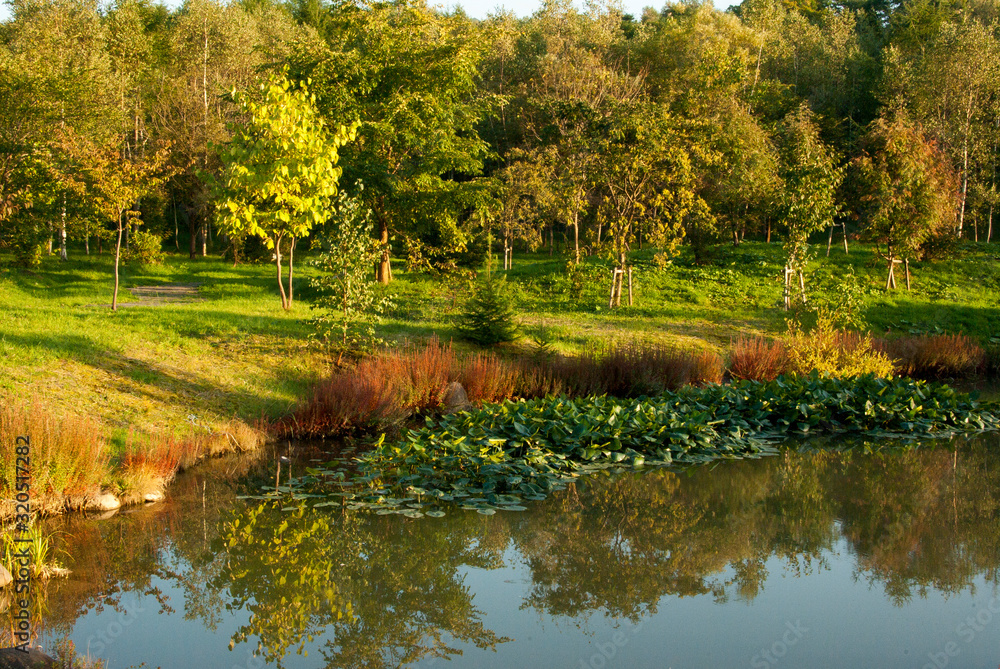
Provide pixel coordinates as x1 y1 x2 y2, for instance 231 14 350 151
18 435 1000 667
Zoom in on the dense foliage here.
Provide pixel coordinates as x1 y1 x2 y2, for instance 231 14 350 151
273 375 1000 517
2 0 999 308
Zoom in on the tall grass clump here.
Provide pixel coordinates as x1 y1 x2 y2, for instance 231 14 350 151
459 353 518 403
0 403 109 507
548 343 722 396
728 336 789 381
111 430 201 502
878 334 984 379
290 339 458 436
1 521 68 580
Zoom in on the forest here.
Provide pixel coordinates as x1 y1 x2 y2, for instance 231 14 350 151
1 0 998 308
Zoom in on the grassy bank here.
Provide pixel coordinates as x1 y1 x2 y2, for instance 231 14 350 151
2 239 999 511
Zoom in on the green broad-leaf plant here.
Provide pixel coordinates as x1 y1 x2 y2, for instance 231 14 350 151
212 73 358 310
309 184 392 364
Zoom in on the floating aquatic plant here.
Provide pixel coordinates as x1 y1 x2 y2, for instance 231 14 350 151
254 374 1000 518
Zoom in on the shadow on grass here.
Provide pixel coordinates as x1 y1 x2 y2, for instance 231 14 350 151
865 302 1000 339
1 327 317 422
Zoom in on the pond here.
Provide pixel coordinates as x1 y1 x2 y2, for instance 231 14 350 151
23 435 1000 669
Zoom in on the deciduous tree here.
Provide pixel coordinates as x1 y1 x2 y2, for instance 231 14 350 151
211 74 356 310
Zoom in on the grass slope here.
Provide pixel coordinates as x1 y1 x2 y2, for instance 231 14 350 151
0 253 325 436
2 239 999 436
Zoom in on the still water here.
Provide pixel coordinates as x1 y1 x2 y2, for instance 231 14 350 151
26 436 1000 669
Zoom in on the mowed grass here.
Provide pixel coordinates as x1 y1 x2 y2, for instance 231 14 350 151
2 237 1000 438
383 240 1000 355
0 250 328 435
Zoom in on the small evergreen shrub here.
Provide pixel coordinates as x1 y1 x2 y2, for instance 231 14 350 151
457 276 520 346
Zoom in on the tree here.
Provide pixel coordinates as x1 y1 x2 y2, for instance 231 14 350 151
59 129 170 310
309 184 390 363
592 104 699 307
0 63 48 266
290 0 494 284
854 112 956 290
154 0 311 259
2 0 118 260
776 105 842 309
904 20 1000 238
211 74 357 310
492 159 542 270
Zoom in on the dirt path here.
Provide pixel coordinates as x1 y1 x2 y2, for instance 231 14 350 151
108 282 204 307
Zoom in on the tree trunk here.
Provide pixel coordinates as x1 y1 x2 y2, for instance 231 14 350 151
958 137 968 237
572 211 580 264
988 206 993 243
275 235 289 310
59 193 67 261
200 221 207 256
766 220 772 244
376 216 392 284
85 234 89 255
287 237 295 308
189 219 198 259
112 216 123 311
783 266 792 310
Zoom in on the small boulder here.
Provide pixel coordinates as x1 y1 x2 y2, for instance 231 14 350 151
91 492 121 512
143 490 165 503
0 565 11 588
442 382 472 414
0 647 58 669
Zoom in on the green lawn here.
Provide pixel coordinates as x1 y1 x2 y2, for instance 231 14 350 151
2 238 999 433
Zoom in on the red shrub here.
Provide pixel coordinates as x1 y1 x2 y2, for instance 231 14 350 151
460 354 517 403
727 336 789 381
880 334 984 379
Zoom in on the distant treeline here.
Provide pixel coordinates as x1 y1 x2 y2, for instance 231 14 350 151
1 0 998 287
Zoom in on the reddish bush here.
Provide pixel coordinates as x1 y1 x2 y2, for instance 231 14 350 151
0 403 109 499
460 354 517 403
691 350 725 385
728 337 789 381
879 334 984 379
289 340 726 437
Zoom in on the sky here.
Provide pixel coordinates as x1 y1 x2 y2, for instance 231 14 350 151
0 0 738 27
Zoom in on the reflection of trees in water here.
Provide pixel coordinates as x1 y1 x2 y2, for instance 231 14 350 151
515 435 1000 617
205 502 511 668
511 452 837 620
22 435 1000 666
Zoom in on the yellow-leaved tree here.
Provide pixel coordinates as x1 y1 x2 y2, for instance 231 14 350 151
211 73 357 310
